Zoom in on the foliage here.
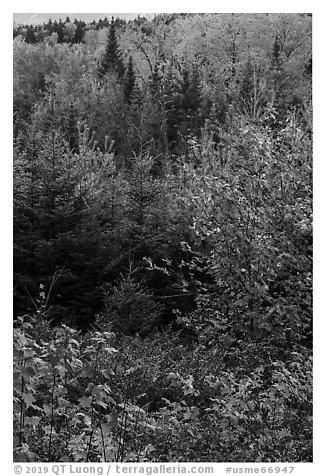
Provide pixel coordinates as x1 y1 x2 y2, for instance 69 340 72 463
13 13 312 462
184 112 312 349
13 313 312 462
124 56 137 103
98 263 164 336
98 18 125 79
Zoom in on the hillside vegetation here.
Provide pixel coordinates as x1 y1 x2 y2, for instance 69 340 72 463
13 13 312 462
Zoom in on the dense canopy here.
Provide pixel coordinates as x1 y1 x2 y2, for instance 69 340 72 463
13 13 312 463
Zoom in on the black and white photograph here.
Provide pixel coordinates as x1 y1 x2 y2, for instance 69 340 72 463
12 6 313 465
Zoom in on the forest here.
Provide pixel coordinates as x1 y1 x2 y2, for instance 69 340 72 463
13 13 312 462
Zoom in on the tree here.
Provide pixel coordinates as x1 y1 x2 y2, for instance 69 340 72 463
184 113 312 347
271 34 282 71
160 64 203 155
268 34 290 126
149 61 161 96
73 19 86 43
13 118 129 326
57 19 65 43
124 55 136 103
13 38 59 135
175 66 202 141
98 18 125 79
25 25 36 44
63 22 77 43
162 63 179 154
238 57 268 123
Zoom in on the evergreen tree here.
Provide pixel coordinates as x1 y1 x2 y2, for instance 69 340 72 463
171 65 203 152
125 155 166 256
35 25 46 43
46 19 53 35
52 20 59 37
144 61 168 157
57 19 64 43
239 60 254 103
121 85 144 157
98 17 125 79
149 62 161 97
25 25 36 44
269 35 290 127
162 63 178 153
187 68 202 113
304 57 312 78
239 59 267 122
64 104 80 153
73 19 86 43
124 55 136 103
271 34 282 71
13 123 121 326
103 17 110 27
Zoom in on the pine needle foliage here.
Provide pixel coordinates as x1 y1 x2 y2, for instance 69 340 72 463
99 264 163 336
98 18 125 79
124 55 137 104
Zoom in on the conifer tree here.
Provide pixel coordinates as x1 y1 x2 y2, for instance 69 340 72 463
238 59 268 122
65 104 79 153
239 60 255 103
187 68 202 113
124 55 136 103
149 62 161 97
103 17 110 27
271 34 282 71
57 19 65 43
73 19 86 43
125 155 167 257
162 63 178 153
143 62 165 157
46 19 53 35
172 66 202 151
25 25 36 44
270 35 289 126
98 17 125 79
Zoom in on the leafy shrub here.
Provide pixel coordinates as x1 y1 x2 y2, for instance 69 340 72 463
13 314 312 462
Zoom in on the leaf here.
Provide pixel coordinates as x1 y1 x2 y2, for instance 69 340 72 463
17 333 28 345
43 404 53 417
189 428 197 438
104 347 118 354
167 372 179 381
24 416 41 427
22 393 36 408
79 364 95 378
145 444 156 454
126 367 137 375
97 400 108 409
83 415 92 426
183 409 191 420
55 363 66 377
101 369 115 378
169 416 180 426
105 412 118 431
101 422 112 435
92 385 107 400
78 395 92 408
